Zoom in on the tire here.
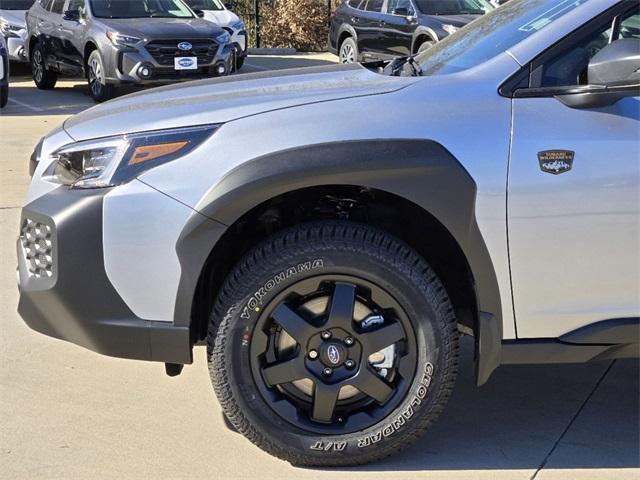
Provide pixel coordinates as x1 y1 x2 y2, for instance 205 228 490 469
417 40 435 54
86 50 115 103
339 37 358 64
0 84 8 108
31 42 57 90
208 221 459 466
235 55 245 70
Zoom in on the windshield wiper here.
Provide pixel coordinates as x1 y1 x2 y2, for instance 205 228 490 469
386 53 423 77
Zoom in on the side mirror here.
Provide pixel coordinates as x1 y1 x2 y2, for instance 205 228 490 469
393 7 409 16
63 9 80 21
194 9 205 18
588 38 640 86
224 2 235 10
555 39 640 109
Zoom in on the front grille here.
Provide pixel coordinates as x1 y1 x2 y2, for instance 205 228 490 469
145 39 218 66
20 218 54 278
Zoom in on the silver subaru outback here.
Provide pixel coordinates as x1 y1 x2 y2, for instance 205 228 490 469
17 0 640 467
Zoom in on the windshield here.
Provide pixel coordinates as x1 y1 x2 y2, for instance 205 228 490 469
415 0 494 16
414 0 589 76
90 0 194 18
0 0 34 10
183 0 224 11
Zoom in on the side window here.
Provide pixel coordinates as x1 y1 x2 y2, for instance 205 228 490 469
537 7 638 87
387 0 415 15
351 0 367 10
619 13 640 39
365 0 384 12
39 0 53 9
50 0 65 13
66 0 85 11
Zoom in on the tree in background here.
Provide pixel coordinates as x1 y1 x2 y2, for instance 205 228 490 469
232 0 341 51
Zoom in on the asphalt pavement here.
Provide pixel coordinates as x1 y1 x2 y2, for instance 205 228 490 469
0 53 638 480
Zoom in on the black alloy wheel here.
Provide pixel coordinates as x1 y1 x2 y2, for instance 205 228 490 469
250 275 418 434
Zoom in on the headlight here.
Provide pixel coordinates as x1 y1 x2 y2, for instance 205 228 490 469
215 31 231 44
0 21 23 38
106 31 142 47
44 125 219 188
230 20 244 32
442 24 459 35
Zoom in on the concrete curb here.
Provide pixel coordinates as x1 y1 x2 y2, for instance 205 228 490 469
247 48 298 55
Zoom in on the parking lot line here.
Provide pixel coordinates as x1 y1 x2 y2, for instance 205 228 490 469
7 97 44 113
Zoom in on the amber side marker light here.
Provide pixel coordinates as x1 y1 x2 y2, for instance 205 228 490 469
128 141 189 165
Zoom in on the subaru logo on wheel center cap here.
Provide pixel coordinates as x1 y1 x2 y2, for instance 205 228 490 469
177 41 192 51
327 345 340 365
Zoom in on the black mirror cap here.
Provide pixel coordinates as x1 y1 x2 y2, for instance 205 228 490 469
588 38 640 87
224 2 235 10
393 7 409 16
194 9 205 17
63 9 80 21
555 84 639 109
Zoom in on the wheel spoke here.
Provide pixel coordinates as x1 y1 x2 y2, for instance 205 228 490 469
312 382 340 423
271 303 316 343
262 355 307 387
352 367 394 404
326 282 356 329
359 321 405 355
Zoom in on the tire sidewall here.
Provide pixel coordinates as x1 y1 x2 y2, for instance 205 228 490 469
213 242 452 462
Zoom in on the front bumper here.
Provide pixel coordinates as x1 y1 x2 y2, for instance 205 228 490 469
6 35 26 62
105 41 234 85
17 187 192 364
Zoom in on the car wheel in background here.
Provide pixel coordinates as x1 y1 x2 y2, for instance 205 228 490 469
417 40 435 54
339 37 358 64
87 50 115 103
0 83 7 108
208 221 459 466
31 43 57 90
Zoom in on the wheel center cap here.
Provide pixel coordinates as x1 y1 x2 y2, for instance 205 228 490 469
320 342 346 367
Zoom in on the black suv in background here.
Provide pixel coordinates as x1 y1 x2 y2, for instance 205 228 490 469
329 0 494 63
25 0 233 101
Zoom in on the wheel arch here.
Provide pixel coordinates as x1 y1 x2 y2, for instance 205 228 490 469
337 24 357 51
412 27 438 53
175 139 503 382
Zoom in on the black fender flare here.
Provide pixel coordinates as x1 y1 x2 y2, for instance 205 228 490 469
337 24 358 50
412 27 438 53
174 139 503 381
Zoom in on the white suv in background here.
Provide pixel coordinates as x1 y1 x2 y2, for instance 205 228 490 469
0 0 31 63
184 0 247 69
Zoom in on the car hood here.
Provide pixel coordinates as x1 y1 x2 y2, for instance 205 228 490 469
98 17 225 39
0 9 27 28
64 64 416 140
201 9 238 27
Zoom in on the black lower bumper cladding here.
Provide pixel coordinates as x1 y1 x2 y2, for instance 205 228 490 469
17 187 192 364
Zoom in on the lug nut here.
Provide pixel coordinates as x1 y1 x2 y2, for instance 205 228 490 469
345 359 356 369
308 349 318 360
321 330 332 340
322 367 333 377
344 336 355 346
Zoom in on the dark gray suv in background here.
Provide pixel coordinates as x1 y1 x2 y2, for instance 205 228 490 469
26 0 233 101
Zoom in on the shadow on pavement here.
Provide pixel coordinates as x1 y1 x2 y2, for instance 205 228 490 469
332 338 639 473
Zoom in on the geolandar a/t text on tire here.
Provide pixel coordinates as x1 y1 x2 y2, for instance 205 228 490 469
17 0 639 467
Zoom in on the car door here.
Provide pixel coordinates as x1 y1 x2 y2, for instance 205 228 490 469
380 0 417 56
354 0 387 59
57 0 85 69
508 5 640 339
43 0 65 63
